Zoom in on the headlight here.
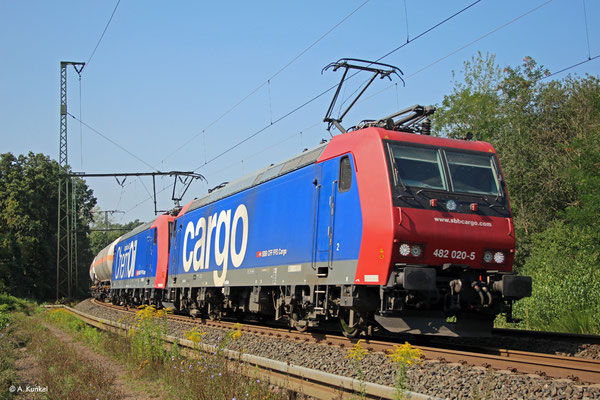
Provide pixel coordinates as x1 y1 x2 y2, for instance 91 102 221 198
399 243 423 258
494 251 506 264
445 200 457 211
399 244 411 256
410 245 422 257
483 251 493 263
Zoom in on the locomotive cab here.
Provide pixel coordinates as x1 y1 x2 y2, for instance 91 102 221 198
374 135 532 336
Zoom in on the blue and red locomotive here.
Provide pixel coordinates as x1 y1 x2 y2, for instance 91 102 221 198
90 119 531 337
90 60 531 337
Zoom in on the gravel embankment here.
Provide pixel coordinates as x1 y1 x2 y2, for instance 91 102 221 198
75 299 600 400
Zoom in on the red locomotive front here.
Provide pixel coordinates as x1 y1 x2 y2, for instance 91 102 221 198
322 127 531 336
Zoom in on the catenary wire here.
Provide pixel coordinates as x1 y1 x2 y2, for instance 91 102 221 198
120 1 483 216
158 0 371 165
354 0 555 105
192 85 335 172
543 54 600 79
83 0 121 72
67 112 158 172
190 0 482 173
582 0 592 60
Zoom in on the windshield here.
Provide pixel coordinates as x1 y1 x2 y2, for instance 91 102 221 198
446 151 500 195
388 143 501 196
389 145 446 190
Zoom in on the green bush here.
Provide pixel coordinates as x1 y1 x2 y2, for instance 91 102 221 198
0 293 31 312
0 293 33 334
514 221 600 334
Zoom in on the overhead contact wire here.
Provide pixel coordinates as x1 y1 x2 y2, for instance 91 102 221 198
67 112 158 172
84 0 121 71
193 86 334 172
158 0 371 165
543 54 600 79
355 0 556 106
406 0 553 79
582 0 592 60
191 0 481 173
124 0 481 215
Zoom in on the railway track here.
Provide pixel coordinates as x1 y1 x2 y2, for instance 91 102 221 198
91 299 600 384
493 327 600 345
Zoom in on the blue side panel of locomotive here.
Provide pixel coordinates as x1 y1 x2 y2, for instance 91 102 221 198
112 228 157 282
168 154 363 287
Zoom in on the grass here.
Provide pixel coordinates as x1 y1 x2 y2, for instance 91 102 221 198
2 295 122 400
44 305 286 400
0 315 20 400
27 321 123 400
494 306 600 335
0 294 37 400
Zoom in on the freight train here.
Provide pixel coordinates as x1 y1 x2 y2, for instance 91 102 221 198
90 106 532 337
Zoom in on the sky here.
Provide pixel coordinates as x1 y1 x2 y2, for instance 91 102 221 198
1 0 599 225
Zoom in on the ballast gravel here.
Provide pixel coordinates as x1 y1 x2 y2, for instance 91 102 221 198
75 299 600 399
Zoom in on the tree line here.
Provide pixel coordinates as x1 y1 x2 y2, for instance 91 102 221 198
0 153 142 300
1 54 598 333
434 53 600 333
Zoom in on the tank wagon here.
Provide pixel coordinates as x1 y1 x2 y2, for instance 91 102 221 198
89 236 120 300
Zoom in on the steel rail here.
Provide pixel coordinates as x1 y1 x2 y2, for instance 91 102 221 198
493 327 600 345
46 304 437 400
90 300 600 384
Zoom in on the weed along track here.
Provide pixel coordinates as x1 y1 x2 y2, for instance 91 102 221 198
75 299 600 399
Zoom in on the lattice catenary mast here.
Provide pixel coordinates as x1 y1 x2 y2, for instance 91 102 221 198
56 61 84 301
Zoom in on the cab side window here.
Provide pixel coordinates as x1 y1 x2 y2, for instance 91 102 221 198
339 156 352 193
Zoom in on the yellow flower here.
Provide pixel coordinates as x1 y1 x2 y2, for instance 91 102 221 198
134 305 172 323
387 342 424 366
229 323 243 340
346 339 368 361
184 327 207 345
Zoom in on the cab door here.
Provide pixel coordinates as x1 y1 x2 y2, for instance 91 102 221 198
313 159 338 274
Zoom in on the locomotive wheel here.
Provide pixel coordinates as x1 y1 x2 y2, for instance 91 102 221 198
292 318 308 332
291 307 309 332
339 309 360 338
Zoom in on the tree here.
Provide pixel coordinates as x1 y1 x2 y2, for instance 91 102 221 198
434 54 600 264
433 51 504 142
0 152 96 300
88 211 144 257
433 54 600 333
